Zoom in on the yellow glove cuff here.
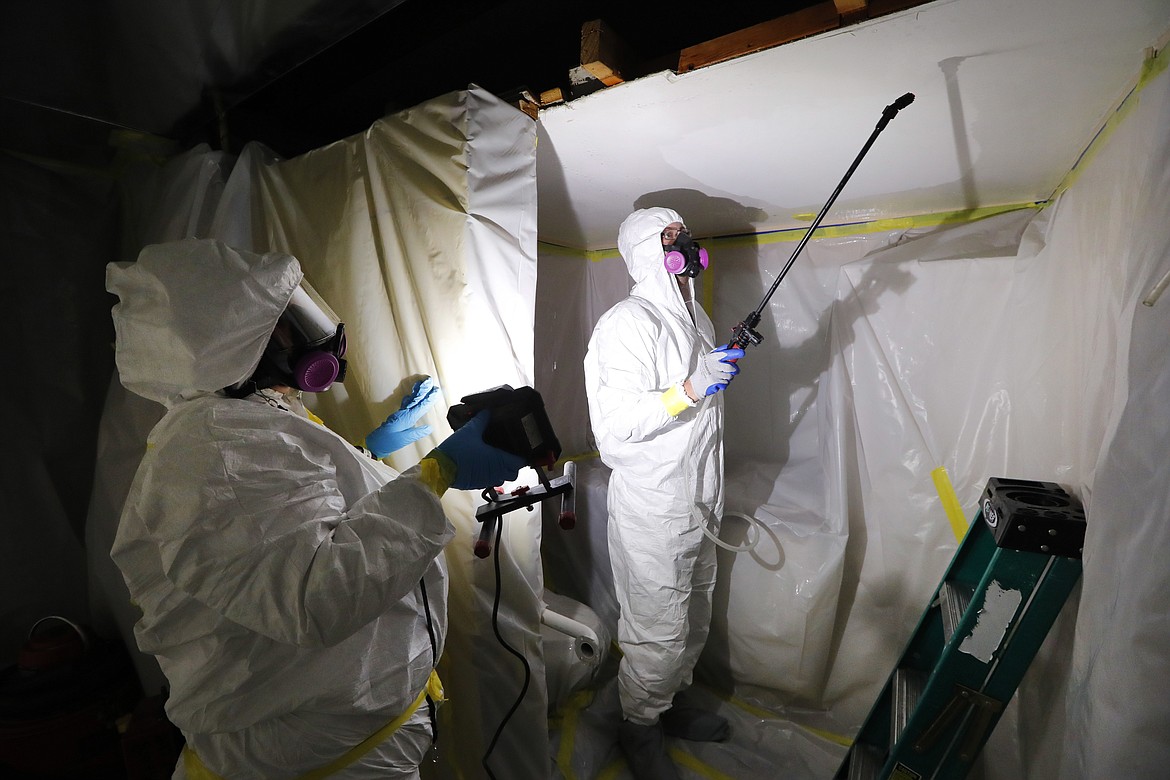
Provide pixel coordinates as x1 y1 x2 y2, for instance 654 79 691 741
661 383 695 417
419 450 457 497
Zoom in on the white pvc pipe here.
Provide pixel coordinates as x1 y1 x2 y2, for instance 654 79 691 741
540 608 601 662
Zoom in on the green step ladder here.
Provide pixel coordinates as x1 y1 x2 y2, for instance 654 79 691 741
834 477 1086 780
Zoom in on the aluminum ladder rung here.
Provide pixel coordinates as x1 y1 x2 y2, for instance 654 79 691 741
940 581 974 642
891 667 927 747
846 742 884 780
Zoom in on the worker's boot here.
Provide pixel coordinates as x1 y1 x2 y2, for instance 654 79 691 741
618 719 681 780
661 706 730 742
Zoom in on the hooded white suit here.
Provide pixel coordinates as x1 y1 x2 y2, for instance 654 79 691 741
583 208 725 725
107 239 453 779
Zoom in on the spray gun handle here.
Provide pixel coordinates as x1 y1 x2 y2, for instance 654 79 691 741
727 317 764 362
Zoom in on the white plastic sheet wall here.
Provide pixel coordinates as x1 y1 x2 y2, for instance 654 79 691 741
536 58 1170 779
85 86 550 780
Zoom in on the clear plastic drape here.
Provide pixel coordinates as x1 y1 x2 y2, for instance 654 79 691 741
86 86 548 779
537 58 1170 780
245 87 545 780
1056 57 1170 779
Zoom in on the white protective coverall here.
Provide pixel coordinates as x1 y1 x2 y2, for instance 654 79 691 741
107 239 453 779
583 207 725 725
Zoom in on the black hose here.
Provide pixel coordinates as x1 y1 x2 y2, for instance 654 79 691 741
480 516 533 780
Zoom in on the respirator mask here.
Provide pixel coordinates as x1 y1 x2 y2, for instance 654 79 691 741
268 281 348 392
662 229 710 278
232 279 348 396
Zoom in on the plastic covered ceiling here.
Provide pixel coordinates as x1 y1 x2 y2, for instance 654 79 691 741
3 0 1168 246
536 0 1170 248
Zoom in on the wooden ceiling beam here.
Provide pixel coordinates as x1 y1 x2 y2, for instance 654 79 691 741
834 0 869 25
678 2 840 72
678 0 932 74
580 19 632 87
572 2 932 101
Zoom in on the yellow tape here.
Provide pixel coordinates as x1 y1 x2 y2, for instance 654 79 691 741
298 669 442 780
670 681 855 750
1047 45 1167 203
1139 43 1168 89
670 746 738 779
597 759 625 780
718 689 854 748
182 747 224 780
418 454 455 497
931 466 968 543
662 383 694 416
545 46 1167 261
539 203 1042 260
183 670 443 780
597 744 741 780
553 689 595 780
577 677 854 777
553 451 600 469
797 722 855 749
712 204 1043 250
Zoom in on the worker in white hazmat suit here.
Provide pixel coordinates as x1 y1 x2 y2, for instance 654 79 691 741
106 238 524 779
584 208 744 779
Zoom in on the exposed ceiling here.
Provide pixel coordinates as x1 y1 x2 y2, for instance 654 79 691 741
537 0 1170 248
3 0 1168 251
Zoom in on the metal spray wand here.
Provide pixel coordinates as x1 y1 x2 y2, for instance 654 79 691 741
729 92 916 351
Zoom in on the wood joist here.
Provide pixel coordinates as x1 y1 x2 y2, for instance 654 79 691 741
568 0 931 105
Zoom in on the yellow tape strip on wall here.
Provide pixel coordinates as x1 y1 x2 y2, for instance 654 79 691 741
540 43 1165 263
1046 44 1168 203
931 466 968 543
538 203 1045 259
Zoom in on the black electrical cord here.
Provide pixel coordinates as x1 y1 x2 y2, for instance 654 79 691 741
480 514 533 780
418 577 439 751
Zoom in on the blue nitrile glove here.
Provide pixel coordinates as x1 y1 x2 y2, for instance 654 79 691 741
686 344 745 398
434 411 527 490
365 377 440 458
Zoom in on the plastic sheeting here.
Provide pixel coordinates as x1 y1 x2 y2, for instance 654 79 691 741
246 88 545 780
7 0 409 138
536 56 1170 779
85 86 552 779
0 151 117 662
87 144 239 696
1056 54 1170 778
